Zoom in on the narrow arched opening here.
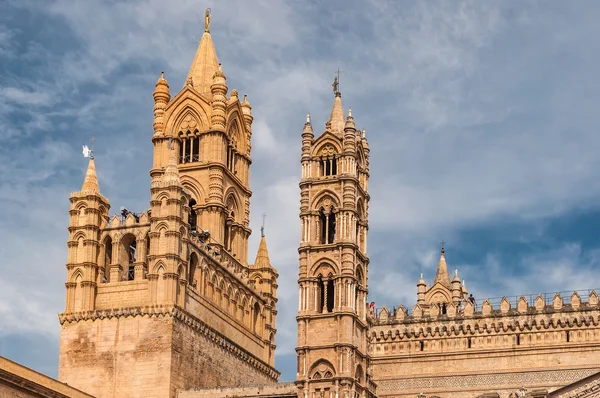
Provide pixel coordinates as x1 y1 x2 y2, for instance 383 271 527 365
326 277 335 312
120 233 137 281
189 198 197 232
102 236 113 283
253 302 261 334
318 275 325 313
327 207 336 244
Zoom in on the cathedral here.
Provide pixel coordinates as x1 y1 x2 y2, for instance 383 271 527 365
3 10 600 398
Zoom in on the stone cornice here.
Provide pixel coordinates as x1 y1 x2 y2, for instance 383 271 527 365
57 305 280 382
369 312 600 342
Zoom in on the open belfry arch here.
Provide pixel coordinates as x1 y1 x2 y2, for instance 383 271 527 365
296 79 375 397
59 11 279 398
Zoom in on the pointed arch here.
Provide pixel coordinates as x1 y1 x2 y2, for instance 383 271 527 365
311 134 342 157
166 97 211 137
73 272 83 312
70 267 84 283
309 259 340 278
310 189 341 210
180 175 206 204
309 359 336 380
72 231 87 242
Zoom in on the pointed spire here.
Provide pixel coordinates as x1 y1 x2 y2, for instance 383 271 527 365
81 158 100 193
417 272 426 286
326 92 345 135
453 268 460 282
186 12 220 94
434 247 452 289
345 107 355 130
253 235 272 268
162 149 180 185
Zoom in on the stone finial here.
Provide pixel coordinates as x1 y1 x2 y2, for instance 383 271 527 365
500 297 511 314
517 296 528 313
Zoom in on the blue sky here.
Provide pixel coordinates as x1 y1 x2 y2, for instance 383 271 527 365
2 0 600 384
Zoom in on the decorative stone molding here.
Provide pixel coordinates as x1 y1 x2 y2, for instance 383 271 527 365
57 305 280 381
375 368 600 393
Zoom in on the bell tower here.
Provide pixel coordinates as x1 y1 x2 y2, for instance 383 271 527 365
151 11 253 264
296 81 375 397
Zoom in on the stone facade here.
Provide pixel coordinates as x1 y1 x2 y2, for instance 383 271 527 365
58 16 278 398
50 10 600 398
369 251 600 398
295 90 375 398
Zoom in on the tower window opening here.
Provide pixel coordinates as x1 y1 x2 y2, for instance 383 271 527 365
321 156 338 177
516 334 520 346
319 208 327 244
192 137 200 162
189 199 197 231
253 302 260 333
566 331 570 342
326 278 334 312
468 337 472 348
441 303 447 315
127 240 136 281
318 276 325 313
420 341 424 351
327 209 336 244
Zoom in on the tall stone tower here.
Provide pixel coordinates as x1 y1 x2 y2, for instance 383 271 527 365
296 84 376 398
58 11 279 398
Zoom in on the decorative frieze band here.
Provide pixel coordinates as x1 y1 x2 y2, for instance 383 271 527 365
57 305 280 381
375 368 600 393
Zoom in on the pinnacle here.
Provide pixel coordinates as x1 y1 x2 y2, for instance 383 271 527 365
186 30 220 93
81 158 100 193
253 235 272 268
434 251 452 289
162 150 180 184
327 92 345 135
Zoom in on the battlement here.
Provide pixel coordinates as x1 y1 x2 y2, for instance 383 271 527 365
370 288 600 327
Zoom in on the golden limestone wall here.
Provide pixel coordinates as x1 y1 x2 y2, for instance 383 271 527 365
59 224 278 398
369 292 600 398
59 307 277 398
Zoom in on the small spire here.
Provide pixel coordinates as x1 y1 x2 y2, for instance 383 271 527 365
162 149 180 184
434 246 452 289
417 272 426 286
326 91 345 134
81 157 100 193
453 268 460 282
230 88 239 101
306 113 311 124
348 108 352 117
186 11 220 93
253 235 272 268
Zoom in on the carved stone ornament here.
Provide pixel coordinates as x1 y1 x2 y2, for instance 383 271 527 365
320 144 336 156
180 114 198 131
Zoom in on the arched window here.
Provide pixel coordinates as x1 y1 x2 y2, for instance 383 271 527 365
317 274 335 313
189 253 198 289
102 236 113 283
121 234 137 281
318 207 336 244
253 302 261 333
326 277 334 312
224 210 234 251
321 155 337 176
189 198 197 231
328 208 336 244
179 132 200 164
318 275 324 313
